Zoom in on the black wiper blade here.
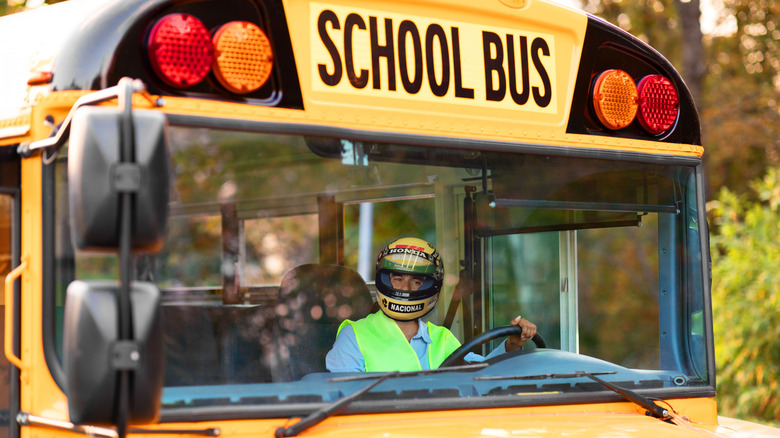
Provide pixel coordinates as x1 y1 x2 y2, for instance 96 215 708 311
328 362 488 383
275 363 488 437
475 370 618 381
475 370 670 420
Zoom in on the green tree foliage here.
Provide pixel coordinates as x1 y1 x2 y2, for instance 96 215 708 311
710 168 780 423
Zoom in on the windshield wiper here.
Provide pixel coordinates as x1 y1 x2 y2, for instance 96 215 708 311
475 370 670 420
275 363 488 437
327 363 488 383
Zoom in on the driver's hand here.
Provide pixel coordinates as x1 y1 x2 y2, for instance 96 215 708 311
506 316 537 352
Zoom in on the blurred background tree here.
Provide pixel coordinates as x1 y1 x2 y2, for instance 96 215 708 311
710 168 780 425
704 0 780 199
0 0 24 15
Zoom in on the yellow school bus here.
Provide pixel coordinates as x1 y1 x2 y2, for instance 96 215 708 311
1 0 778 437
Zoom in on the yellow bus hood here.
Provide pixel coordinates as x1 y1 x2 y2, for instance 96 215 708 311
277 408 727 438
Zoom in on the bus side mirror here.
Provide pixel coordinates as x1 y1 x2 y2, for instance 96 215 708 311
64 101 170 426
63 281 164 425
68 106 170 252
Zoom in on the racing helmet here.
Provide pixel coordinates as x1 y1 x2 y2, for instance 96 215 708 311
375 237 444 321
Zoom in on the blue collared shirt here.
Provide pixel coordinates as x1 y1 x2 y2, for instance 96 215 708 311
325 318 508 372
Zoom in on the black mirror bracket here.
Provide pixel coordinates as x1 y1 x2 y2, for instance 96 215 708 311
111 341 141 371
115 77 142 438
112 163 142 193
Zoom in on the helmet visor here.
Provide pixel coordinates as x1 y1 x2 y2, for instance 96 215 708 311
376 271 440 301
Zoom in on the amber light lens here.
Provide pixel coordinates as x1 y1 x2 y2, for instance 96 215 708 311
592 69 638 130
637 75 679 134
147 13 214 88
212 21 274 94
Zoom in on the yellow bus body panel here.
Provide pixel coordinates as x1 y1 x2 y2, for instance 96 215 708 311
136 398 722 438
19 155 69 426
2 89 702 158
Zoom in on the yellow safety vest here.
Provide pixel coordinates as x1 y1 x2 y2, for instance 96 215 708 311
337 311 462 372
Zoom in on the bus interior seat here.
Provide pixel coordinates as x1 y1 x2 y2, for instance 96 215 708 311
274 264 373 381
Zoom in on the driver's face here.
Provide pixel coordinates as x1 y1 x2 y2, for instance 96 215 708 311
390 273 425 291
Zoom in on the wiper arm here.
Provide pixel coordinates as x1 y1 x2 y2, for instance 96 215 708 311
275 372 395 438
582 371 670 420
475 370 670 420
275 363 488 437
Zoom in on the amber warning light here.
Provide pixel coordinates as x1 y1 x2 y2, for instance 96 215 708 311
147 14 274 94
212 21 274 94
590 69 679 135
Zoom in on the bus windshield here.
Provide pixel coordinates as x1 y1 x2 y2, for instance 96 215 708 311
52 125 708 416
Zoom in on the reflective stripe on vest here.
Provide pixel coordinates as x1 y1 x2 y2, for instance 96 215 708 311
337 311 461 372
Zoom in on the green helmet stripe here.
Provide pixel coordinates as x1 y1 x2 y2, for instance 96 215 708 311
379 258 439 276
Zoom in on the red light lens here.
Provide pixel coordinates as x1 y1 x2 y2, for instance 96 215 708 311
636 75 679 134
147 14 214 88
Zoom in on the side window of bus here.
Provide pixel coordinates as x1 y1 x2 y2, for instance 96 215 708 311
486 232 561 351
155 212 319 291
158 209 320 386
0 193 13 438
482 218 661 368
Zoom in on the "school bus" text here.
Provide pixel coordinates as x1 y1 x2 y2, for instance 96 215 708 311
310 5 558 114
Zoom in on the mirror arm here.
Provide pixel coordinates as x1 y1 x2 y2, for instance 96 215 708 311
17 412 221 438
115 77 136 438
16 78 162 158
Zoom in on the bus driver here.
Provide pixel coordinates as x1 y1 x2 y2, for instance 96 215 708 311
326 237 537 372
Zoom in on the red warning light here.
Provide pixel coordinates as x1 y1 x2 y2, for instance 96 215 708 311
147 13 214 88
636 75 679 135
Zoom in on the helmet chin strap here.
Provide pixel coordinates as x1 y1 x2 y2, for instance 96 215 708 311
380 305 435 322
377 290 439 321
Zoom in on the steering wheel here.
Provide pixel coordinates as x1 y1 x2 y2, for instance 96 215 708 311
439 325 546 368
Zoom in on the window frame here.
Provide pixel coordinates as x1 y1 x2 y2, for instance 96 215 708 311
40 117 717 420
